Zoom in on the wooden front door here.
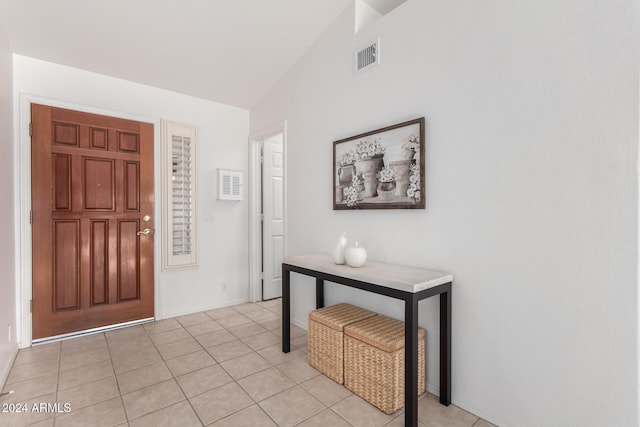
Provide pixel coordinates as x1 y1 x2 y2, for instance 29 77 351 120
31 104 155 340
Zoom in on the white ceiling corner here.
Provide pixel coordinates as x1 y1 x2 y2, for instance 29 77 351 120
0 0 352 109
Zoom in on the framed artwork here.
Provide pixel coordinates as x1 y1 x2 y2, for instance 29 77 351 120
333 117 425 210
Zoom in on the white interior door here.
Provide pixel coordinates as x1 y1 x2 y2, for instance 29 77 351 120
262 134 284 300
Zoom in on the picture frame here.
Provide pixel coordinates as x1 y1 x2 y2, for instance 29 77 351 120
333 117 425 210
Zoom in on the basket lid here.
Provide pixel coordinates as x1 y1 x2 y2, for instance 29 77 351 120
344 315 425 352
309 303 377 331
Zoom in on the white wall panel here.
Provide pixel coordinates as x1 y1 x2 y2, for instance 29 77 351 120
251 1 640 426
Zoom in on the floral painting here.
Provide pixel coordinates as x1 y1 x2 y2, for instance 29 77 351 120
333 117 425 210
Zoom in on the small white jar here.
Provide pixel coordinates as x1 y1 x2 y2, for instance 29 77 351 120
345 242 367 268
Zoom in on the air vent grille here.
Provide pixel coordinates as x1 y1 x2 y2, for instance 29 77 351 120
218 169 243 200
354 38 380 73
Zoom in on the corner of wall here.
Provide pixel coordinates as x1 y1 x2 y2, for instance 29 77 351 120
0 15 17 392
0 345 18 389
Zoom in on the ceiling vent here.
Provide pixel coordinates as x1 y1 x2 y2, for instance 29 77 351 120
354 38 380 73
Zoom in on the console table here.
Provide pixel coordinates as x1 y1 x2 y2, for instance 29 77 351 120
281 253 453 427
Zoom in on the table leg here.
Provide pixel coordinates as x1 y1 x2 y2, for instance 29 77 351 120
440 286 451 405
405 295 419 427
282 266 291 353
315 278 324 309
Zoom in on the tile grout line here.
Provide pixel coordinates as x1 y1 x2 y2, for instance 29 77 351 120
55 336 115 423
135 320 206 426
52 340 62 427
110 323 198 424
150 319 208 427
326 393 358 427
180 303 276 424
226 304 340 427
177 303 308 425
104 330 132 427
200 303 284 426
211 302 305 427
156 308 261 424
197 305 272 423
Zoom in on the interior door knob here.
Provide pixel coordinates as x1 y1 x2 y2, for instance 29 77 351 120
136 228 153 236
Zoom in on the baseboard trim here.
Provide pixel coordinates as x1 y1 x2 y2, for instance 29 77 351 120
290 318 307 331
158 298 249 320
0 344 19 392
448 392 513 427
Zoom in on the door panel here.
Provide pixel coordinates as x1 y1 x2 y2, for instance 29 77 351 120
83 157 115 210
31 104 154 339
90 219 108 306
262 135 284 300
125 161 140 211
53 220 80 311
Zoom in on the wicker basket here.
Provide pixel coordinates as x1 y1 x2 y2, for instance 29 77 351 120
344 315 426 414
308 303 377 384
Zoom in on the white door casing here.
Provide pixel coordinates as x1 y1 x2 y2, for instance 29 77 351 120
262 135 284 300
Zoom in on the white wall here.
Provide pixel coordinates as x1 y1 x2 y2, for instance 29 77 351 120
0 18 17 386
13 55 251 330
251 1 639 426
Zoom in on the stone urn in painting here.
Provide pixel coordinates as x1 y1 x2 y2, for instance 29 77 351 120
383 144 415 165
376 165 396 201
355 156 384 198
338 164 355 186
389 160 412 197
354 137 386 198
335 185 345 203
377 181 396 201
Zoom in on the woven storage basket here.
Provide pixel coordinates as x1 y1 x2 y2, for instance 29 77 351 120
344 315 426 414
308 303 377 384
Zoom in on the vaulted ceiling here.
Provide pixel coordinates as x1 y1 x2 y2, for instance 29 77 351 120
0 0 351 109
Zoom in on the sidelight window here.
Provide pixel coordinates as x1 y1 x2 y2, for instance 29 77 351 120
162 120 198 269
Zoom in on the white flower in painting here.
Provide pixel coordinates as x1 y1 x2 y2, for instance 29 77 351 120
346 192 359 207
343 175 363 207
376 166 395 183
402 135 420 152
337 150 359 167
356 137 385 158
407 162 421 202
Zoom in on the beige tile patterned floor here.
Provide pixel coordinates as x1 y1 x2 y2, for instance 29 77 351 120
0 299 495 427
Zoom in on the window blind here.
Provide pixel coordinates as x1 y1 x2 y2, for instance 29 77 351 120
162 121 198 270
171 135 192 255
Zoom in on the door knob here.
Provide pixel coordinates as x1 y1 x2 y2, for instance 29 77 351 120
136 228 153 236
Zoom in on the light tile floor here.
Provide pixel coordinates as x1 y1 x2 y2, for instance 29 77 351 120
0 299 495 427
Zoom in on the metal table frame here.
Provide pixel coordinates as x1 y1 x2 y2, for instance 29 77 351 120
281 262 452 427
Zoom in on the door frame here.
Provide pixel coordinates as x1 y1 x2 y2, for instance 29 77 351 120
248 121 288 302
15 93 162 347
